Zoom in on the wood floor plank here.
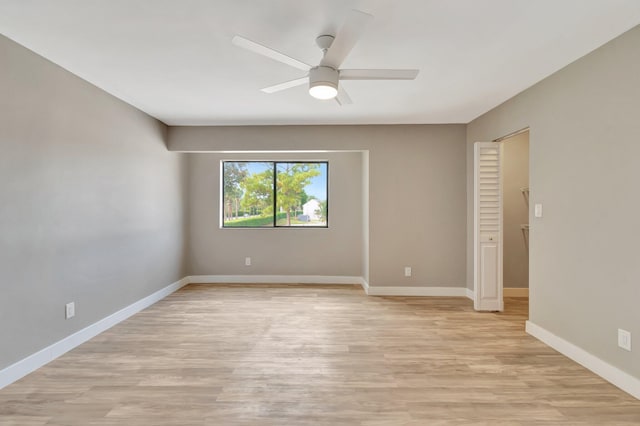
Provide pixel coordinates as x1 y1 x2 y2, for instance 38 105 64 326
1 284 639 425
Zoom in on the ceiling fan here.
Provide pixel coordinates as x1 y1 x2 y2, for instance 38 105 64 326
232 9 419 105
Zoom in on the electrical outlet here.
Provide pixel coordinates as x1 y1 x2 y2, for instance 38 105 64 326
404 266 412 277
245 257 251 266
65 302 75 319
618 329 631 351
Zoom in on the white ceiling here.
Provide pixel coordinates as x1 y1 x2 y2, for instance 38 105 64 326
1 1 640 126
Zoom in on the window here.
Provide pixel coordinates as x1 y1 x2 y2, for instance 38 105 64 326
222 161 328 228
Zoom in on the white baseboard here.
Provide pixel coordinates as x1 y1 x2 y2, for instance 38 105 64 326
361 279 370 294
504 287 529 297
465 288 526 299
465 287 528 300
526 321 640 400
189 276 468 298
0 277 189 390
188 275 364 285
366 286 468 297
465 288 474 300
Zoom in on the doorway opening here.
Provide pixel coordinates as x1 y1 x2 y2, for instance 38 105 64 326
499 130 530 310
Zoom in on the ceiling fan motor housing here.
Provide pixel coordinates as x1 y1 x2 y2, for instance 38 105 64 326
308 66 339 99
315 34 335 51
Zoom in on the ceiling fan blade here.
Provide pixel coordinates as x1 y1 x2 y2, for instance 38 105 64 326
335 86 353 106
339 69 420 80
321 9 373 69
261 77 309 94
232 36 311 71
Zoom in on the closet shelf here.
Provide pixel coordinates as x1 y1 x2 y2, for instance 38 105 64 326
520 224 530 230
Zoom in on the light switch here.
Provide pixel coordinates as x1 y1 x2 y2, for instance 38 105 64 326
534 203 543 218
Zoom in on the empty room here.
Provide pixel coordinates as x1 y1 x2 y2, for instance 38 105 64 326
1 1 639 424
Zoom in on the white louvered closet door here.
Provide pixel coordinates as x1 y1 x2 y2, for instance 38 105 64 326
474 142 503 311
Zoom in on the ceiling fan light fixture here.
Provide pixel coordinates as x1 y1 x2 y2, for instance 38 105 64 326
308 66 339 100
309 83 338 100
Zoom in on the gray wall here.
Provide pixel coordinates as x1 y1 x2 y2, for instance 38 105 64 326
503 132 529 288
467 26 640 378
189 152 363 277
170 124 467 288
0 35 188 370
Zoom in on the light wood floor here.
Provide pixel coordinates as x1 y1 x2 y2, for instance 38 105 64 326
1 284 639 425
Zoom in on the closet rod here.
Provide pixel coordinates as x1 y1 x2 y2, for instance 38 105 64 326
493 127 530 143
